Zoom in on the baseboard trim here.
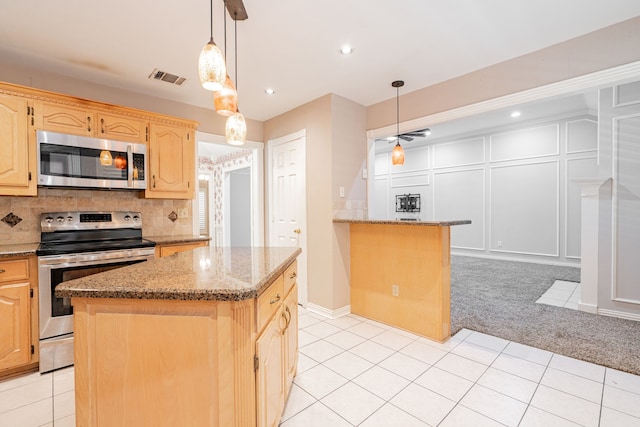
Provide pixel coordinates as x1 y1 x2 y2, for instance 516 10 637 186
451 251 580 268
598 308 640 322
305 302 351 319
578 303 598 314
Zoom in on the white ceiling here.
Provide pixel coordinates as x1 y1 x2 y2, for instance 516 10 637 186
1 1 639 122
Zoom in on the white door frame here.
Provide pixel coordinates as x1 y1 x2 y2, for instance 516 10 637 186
267 129 308 306
195 131 264 247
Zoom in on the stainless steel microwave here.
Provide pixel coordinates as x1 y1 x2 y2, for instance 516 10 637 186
36 130 147 190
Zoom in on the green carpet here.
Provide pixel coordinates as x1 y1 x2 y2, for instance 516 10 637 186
450 255 640 375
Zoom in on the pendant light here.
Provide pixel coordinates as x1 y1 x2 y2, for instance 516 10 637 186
391 80 405 166
225 11 247 145
198 0 227 91
214 1 238 116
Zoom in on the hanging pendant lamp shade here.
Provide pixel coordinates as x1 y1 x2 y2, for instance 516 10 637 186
226 111 247 145
225 10 246 145
214 8 237 115
198 0 226 91
391 80 405 166
391 142 404 165
214 75 238 116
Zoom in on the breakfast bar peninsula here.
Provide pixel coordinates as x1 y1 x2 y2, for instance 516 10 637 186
334 219 470 342
56 246 301 427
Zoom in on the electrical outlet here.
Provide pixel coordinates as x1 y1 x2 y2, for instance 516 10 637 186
339 186 345 198
392 284 400 297
178 208 188 219
362 168 368 179
497 240 503 248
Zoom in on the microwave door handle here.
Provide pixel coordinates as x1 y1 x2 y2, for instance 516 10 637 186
127 144 133 187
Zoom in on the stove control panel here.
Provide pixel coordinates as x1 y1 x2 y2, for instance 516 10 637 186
40 211 143 232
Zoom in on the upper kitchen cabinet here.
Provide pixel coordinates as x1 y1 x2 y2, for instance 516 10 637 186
0 93 36 196
37 101 148 144
146 123 195 199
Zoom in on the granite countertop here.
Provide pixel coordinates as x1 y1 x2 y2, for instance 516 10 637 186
145 234 212 245
0 243 39 258
55 246 301 302
333 218 472 226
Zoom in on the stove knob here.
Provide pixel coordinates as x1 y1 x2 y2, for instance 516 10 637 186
44 216 54 223
67 216 73 222
56 216 65 223
132 215 140 221
124 215 132 221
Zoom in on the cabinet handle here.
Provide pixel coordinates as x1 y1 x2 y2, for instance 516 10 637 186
281 306 291 334
270 294 281 304
87 116 91 132
0 269 5 274
100 118 105 133
152 175 156 188
288 271 297 280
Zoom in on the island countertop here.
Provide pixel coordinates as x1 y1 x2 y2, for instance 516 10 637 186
333 218 471 226
55 246 301 301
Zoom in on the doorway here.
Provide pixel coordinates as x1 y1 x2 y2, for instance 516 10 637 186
196 132 264 248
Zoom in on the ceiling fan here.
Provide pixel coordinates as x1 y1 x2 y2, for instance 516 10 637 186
376 127 431 143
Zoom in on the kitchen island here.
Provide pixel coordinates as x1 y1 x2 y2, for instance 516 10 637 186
334 219 470 342
56 246 301 427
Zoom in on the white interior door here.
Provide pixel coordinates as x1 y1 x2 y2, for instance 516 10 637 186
268 130 307 306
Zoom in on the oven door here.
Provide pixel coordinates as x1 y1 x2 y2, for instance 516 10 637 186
38 249 154 372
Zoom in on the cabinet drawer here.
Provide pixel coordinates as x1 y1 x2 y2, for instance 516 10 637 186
257 275 284 333
283 260 297 296
0 259 30 283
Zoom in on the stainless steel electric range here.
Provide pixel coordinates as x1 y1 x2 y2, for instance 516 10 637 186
36 211 156 373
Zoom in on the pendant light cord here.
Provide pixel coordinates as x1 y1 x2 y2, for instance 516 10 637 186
234 12 238 89
209 0 213 40
223 1 227 55
396 85 399 141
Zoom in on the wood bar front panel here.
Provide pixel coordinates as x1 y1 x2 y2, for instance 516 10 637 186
349 224 451 341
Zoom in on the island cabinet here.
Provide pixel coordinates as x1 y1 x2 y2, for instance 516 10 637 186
145 123 195 199
56 247 301 427
0 93 37 196
255 260 298 427
0 256 39 377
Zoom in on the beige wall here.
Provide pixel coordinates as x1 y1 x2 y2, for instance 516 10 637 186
368 16 640 131
263 94 367 311
0 60 263 141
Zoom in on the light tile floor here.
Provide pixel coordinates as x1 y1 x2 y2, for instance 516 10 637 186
536 280 581 310
2 306 640 426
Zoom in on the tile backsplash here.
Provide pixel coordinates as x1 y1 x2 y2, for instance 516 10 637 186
0 188 193 245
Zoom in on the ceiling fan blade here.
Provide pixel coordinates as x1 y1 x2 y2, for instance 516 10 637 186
399 135 413 142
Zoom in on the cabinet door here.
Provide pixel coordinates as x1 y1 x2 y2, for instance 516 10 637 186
0 94 36 195
283 285 298 397
255 308 285 427
157 242 207 258
98 112 148 144
38 101 94 136
146 123 194 199
0 281 31 371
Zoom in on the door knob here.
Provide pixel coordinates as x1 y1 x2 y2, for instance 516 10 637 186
293 228 301 234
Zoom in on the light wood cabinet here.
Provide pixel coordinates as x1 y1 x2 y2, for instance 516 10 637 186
0 257 38 376
146 123 195 199
255 266 298 427
0 93 36 196
38 102 148 144
155 241 208 258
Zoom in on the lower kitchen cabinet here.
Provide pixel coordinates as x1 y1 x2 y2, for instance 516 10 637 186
255 281 298 427
155 240 208 257
0 256 38 377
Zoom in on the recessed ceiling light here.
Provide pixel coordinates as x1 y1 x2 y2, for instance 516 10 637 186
339 45 353 55
510 111 521 118
265 88 275 95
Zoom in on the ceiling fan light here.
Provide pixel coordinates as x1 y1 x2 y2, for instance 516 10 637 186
391 142 405 165
226 111 247 145
214 75 238 116
198 38 227 91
